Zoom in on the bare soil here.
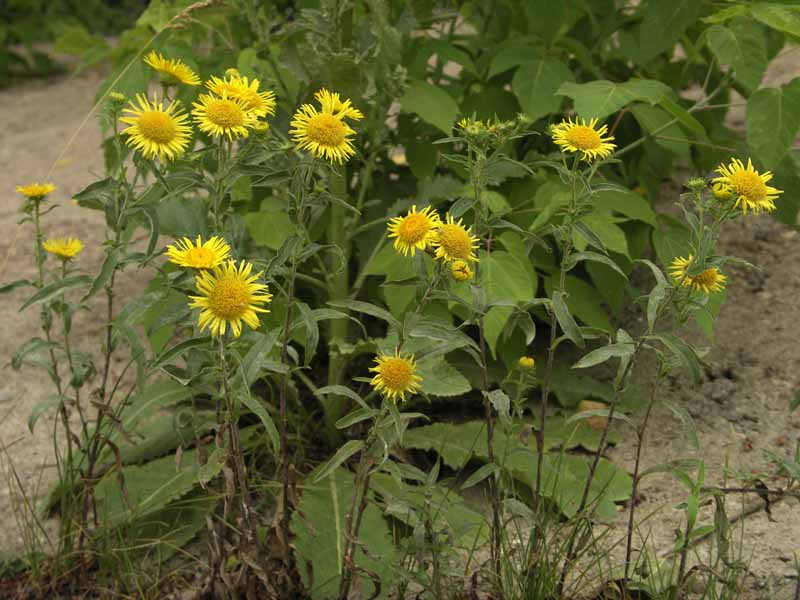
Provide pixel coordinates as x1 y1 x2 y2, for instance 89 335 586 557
0 53 798 600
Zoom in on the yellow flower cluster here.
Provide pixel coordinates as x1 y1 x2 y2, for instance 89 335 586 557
124 52 363 165
387 206 480 281
164 236 271 339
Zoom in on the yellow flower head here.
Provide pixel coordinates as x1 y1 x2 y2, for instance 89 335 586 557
551 117 616 161
712 158 782 215
369 351 422 403
387 205 441 256
143 50 200 86
518 356 535 369
432 214 480 263
189 260 272 338
711 182 733 201
290 88 362 164
192 92 258 140
16 182 56 200
43 237 83 260
165 236 231 269
120 93 192 161
450 260 474 282
108 91 126 107
205 74 276 118
669 255 727 294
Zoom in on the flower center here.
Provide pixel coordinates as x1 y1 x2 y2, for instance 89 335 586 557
380 358 414 390
398 214 429 244
693 268 719 287
138 111 178 144
438 224 473 259
208 276 251 319
306 113 347 147
206 99 245 129
564 125 602 150
185 247 217 268
729 170 766 201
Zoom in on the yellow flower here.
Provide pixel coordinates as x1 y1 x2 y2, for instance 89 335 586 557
431 214 480 263
669 255 727 294
42 237 83 260
387 205 441 256
518 356 535 369
551 117 616 161
16 182 56 200
712 158 782 215
120 93 192 161
192 92 257 140
205 74 276 117
143 50 200 86
450 260 473 282
711 182 733 201
289 88 362 164
369 351 422 403
165 236 231 269
189 260 272 338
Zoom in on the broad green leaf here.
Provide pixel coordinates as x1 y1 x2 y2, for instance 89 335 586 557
512 59 574 121
556 79 671 120
151 337 209 370
746 78 800 168
29 395 65 433
630 103 690 157
245 211 295 250
371 473 487 549
574 215 629 259
0 279 34 294
416 357 471 397
638 0 703 61
293 469 395 599
400 80 459 134
329 300 400 330
480 251 535 304
752 3 800 37
706 20 767 93
566 251 627 279
591 189 657 226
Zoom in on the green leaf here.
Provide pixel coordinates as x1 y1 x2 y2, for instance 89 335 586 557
400 80 459 134
0 279 34 294
93 445 220 528
573 343 635 369
512 59 574 121
552 291 585 348
591 189 657 226
245 211 295 250
313 440 364 483
566 251 628 279
547 275 612 332
461 463 500 490
480 251 535 304
752 3 800 37
652 333 702 382
706 20 767 93
293 469 396 599
630 103 690 157
19 275 92 311
151 337 208 370
81 250 118 303
638 0 703 61
416 357 471 397
329 300 400 330
746 78 800 168
556 79 671 120
237 390 280 455
790 392 800 412
371 473 487 548
29 395 64 433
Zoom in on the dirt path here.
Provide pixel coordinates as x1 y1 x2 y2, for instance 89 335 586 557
0 71 146 557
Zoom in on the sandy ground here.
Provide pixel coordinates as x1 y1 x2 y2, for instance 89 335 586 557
0 54 798 600
0 70 148 557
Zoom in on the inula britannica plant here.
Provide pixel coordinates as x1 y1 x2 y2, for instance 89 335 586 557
4 1 800 598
